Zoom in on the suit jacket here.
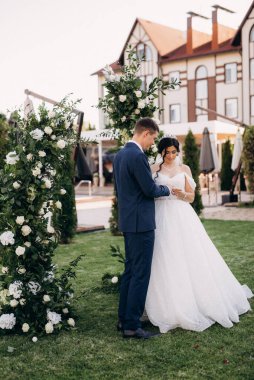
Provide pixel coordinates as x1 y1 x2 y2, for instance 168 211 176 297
113 142 169 232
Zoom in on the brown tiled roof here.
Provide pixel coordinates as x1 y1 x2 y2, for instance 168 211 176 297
232 0 254 46
160 38 240 63
91 61 122 76
137 18 185 56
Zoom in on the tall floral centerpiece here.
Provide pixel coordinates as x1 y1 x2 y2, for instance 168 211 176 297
0 98 81 337
98 48 180 234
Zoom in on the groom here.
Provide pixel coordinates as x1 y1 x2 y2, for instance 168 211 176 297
113 117 170 339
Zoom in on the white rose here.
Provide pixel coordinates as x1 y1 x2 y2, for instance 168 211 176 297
17 267 26 274
30 128 44 141
45 322 54 334
43 295 50 303
119 95 126 102
15 246 25 256
32 336 38 342
47 311 61 325
121 116 126 122
51 135 56 140
43 179 52 189
60 189 66 195
26 153 33 161
134 90 142 98
55 201 62 209
134 109 141 115
47 226 55 234
22 323 30 333
111 276 118 284
62 308 69 314
5 151 19 165
32 167 41 177
152 145 158 153
67 318 75 327
10 299 19 307
48 111 56 118
38 150 46 157
56 140 66 149
138 100 146 109
50 169 56 177
24 242 31 247
13 181 21 189
1 266 8 274
0 313 16 330
16 216 25 225
20 298 26 305
44 126 53 135
21 225 32 236
0 231 15 246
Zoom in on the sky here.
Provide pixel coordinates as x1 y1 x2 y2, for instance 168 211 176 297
0 0 252 127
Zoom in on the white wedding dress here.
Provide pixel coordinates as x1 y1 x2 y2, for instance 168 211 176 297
145 171 253 332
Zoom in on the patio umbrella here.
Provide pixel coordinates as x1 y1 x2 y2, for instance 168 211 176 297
199 127 215 200
24 96 34 119
76 144 93 181
209 133 220 172
200 127 215 174
231 129 243 171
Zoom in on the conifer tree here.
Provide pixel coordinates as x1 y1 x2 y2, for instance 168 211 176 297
183 130 203 215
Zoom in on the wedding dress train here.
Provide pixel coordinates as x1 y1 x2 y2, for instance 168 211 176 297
145 172 253 333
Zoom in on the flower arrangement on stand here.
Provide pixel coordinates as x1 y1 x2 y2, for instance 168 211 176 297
98 48 180 235
0 98 82 338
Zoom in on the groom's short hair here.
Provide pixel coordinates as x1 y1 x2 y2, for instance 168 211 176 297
134 118 159 135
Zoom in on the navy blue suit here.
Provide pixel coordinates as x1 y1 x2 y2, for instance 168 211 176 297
113 142 169 330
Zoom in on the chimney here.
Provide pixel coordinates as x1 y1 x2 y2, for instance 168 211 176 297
187 16 193 54
212 5 235 50
212 8 218 49
186 12 210 54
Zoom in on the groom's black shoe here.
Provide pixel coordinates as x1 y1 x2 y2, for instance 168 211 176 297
116 320 123 332
123 328 161 339
117 320 153 332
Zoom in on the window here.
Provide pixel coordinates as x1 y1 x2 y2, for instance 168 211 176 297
225 63 237 83
225 98 238 118
251 96 254 116
169 71 180 90
137 43 145 60
196 80 208 99
250 26 254 42
196 66 207 79
195 66 208 119
251 59 254 80
136 43 153 90
170 104 181 123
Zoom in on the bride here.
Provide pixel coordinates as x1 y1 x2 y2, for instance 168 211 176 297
145 136 253 333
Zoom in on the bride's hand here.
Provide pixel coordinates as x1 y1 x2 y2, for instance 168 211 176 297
172 187 186 200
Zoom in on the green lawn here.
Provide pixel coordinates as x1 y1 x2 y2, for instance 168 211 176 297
0 220 253 380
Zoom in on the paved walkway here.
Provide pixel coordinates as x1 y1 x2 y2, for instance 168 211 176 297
75 185 254 229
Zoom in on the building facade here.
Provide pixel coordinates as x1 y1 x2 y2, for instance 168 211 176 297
93 3 253 137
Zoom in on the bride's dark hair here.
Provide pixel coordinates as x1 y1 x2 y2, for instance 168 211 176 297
154 137 180 181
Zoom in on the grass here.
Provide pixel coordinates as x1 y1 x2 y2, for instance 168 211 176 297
0 220 254 380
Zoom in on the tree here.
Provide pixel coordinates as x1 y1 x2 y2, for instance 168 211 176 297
220 140 234 191
0 113 9 169
183 130 203 215
58 151 77 243
242 126 254 193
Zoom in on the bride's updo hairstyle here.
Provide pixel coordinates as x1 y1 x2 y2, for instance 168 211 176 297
154 136 180 180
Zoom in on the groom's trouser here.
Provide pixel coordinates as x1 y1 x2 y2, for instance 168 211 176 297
118 230 155 331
